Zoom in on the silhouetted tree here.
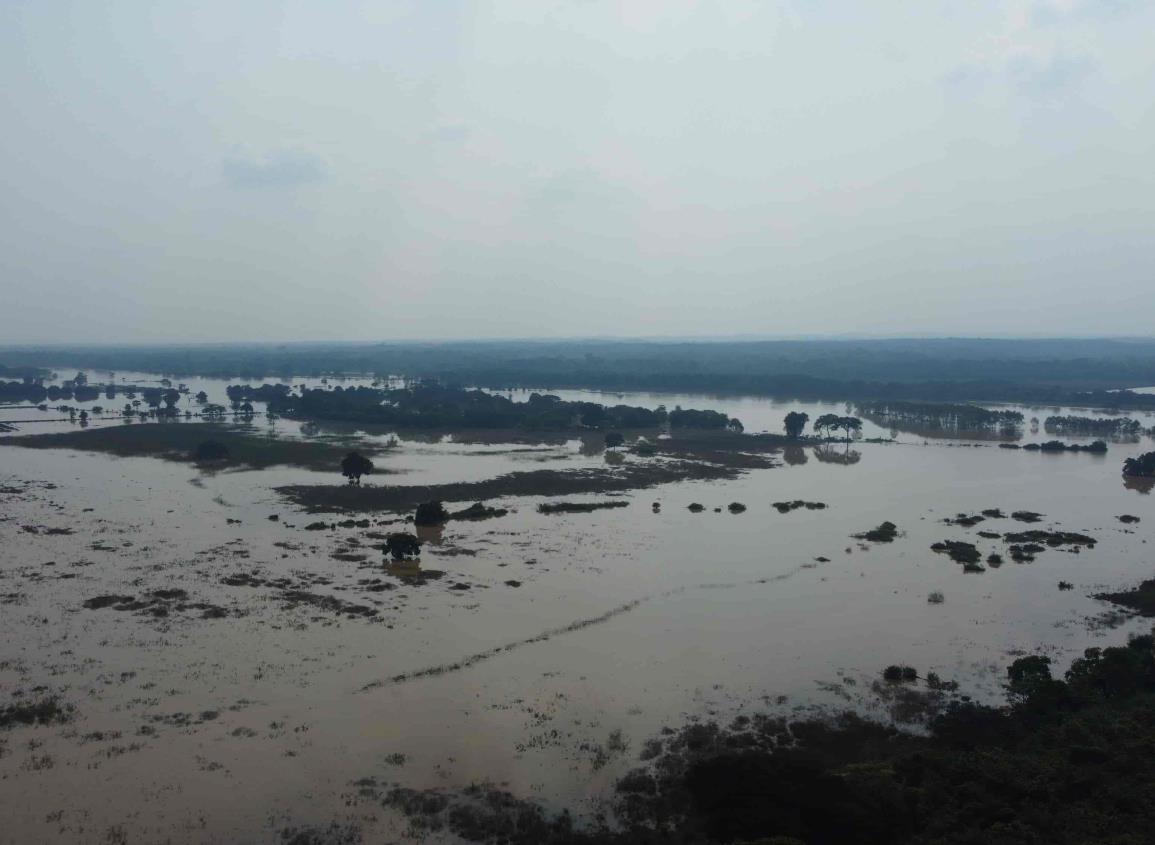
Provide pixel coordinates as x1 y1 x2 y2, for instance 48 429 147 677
835 416 863 443
814 413 840 439
414 500 449 526
784 411 810 439
604 432 625 449
1124 452 1155 478
341 451 374 485
382 532 421 560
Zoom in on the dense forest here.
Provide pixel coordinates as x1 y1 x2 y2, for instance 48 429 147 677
1044 415 1144 436
229 382 742 432
7 338 1155 406
856 401 1023 432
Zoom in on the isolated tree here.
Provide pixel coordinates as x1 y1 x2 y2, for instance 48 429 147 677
414 500 449 526
194 390 208 404
1124 452 1155 478
341 451 374 485
382 532 421 560
604 431 625 449
784 411 810 439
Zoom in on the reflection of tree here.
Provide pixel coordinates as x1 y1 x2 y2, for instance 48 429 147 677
604 449 625 466
813 443 861 466
415 524 445 545
783 444 808 466
1124 475 1154 495
579 434 604 456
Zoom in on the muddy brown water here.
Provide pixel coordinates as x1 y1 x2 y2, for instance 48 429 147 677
2 377 1155 842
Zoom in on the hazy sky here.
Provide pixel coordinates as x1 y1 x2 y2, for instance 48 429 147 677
2 1 1153 343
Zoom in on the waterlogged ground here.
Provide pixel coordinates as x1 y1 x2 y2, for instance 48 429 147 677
2 378 1155 843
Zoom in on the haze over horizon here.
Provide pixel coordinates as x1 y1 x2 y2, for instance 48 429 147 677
3 1 1153 344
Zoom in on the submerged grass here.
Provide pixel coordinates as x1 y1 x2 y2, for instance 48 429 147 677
2 423 379 471
376 632 1155 845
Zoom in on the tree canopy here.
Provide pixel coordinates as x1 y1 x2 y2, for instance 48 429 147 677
340 451 374 485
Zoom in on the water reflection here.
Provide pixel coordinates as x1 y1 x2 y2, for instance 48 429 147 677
1123 475 1154 495
783 444 808 466
416 524 445 544
578 434 604 456
813 443 861 465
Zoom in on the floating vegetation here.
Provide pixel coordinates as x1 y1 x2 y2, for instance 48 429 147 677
1003 530 1096 548
930 540 981 564
943 513 985 527
537 500 629 515
771 500 827 513
854 521 898 543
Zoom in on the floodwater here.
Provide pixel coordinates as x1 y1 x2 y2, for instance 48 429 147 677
2 375 1154 843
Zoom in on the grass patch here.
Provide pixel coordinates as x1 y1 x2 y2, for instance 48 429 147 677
3 423 382 472
0 697 72 730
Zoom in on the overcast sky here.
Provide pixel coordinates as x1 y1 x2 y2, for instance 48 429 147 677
2 1 1152 343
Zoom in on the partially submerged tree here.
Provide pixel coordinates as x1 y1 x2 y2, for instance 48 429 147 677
1124 451 1155 478
382 532 421 560
414 500 449 526
340 451 374 485
784 411 809 439
814 413 862 442
835 416 863 442
604 431 625 449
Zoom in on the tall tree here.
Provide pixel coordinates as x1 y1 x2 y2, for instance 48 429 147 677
340 452 374 485
784 411 809 439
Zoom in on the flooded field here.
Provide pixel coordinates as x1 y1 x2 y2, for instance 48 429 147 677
2 376 1154 843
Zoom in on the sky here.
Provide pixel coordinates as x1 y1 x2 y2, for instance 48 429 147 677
1 0 1153 343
